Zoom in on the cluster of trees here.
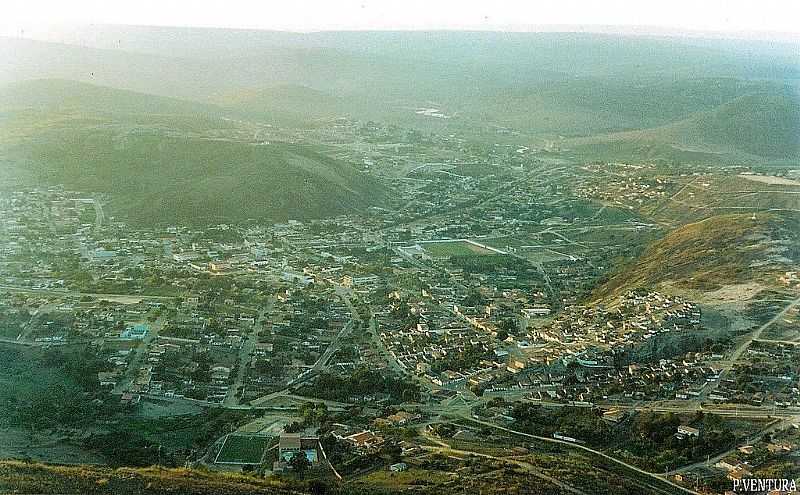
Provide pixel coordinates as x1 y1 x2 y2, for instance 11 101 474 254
189 352 213 383
511 403 611 445
285 402 330 433
253 355 288 378
0 309 30 338
626 412 736 472
304 367 421 403
450 255 535 277
461 290 487 308
2 347 119 429
511 402 738 472
288 452 312 477
84 409 252 466
84 430 167 467
430 343 491 373
318 433 387 478
389 298 420 328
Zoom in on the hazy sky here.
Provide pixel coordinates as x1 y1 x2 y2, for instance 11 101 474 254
3 0 800 37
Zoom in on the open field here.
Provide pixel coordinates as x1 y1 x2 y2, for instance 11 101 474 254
214 435 270 465
421 240 496 258
739 174 800 186
650 174 800 224
499 236 582 262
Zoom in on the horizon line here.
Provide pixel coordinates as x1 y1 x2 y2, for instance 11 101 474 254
6 21 800 44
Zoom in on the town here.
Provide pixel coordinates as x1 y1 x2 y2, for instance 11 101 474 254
2 132 799 494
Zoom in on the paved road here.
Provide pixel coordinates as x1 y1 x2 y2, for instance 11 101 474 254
702 295 800 398
250 290 358 405
223 296 275 407
474 393 800 419
0 285 178 302
368 316 408 376
308 318 355 376
92 198 105 230
754 338 800 345
0 337 44 347
16 302 57 342
113 316 165 395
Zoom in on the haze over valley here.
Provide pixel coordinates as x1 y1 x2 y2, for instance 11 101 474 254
0 21 799 495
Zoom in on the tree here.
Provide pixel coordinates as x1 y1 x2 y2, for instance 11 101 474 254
300 402 329 425
499 318 517 332
382 442 403 462
308 480 330 495
284 421 303 433
289 452 311 478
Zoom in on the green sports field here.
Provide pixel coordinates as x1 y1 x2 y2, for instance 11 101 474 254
421 240 494 258
215 434 271 464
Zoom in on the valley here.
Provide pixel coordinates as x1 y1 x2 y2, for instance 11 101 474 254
0 24 798 495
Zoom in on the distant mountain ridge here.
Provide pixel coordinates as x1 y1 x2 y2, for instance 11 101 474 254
1 27 799 224
0 78 217 115
2 29 798 161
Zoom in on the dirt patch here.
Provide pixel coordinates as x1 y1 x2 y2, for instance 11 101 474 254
137 397 204 418
94 295 143 305
696 282 766 307
738 174 800 186
236 414 298 435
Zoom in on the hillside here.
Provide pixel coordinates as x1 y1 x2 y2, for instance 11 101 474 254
24 27 800 82
0 80 385 225
4 128 383 225
213 84 364 124
4 31 799 147
0 36 462 102
0 461 303 495
594 214 798 300
0 79 219 116
460 77 775 138
0 457 679 495
568 87 800 161
660 90 800 159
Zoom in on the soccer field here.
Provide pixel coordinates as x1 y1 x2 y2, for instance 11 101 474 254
214 434 271 464
422 240 495 258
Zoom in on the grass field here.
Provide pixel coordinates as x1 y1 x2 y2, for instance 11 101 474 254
421 240 494 258
215 435 271 465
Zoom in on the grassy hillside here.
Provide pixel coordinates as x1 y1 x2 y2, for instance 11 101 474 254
460 77 773 138
0 80 385 225
568 86 800 161
0 79 219 116
0 454 689 495
5 128 382 224
213 84 365 124
0 461 304 495
594 214 797 299
661 90 800 158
